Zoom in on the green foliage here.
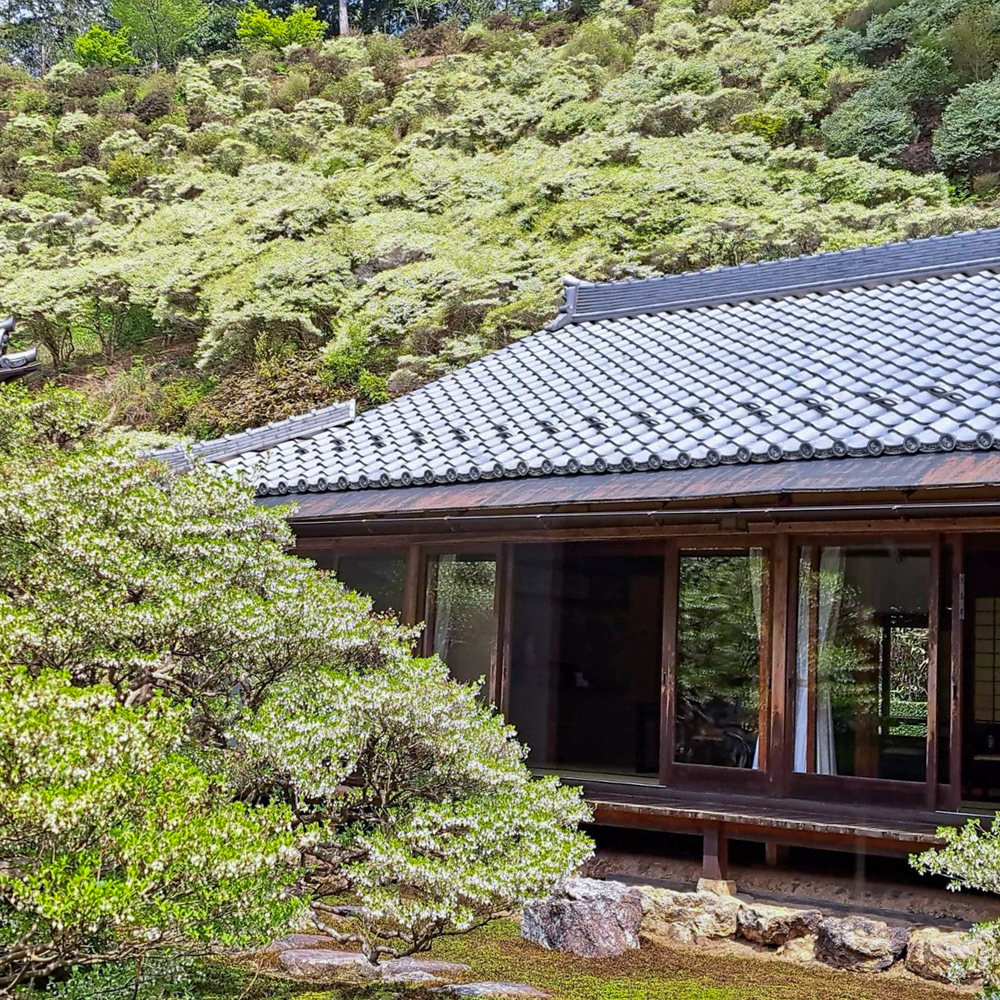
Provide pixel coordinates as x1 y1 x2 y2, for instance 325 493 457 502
934 77 1000 175
1 3 1000 438
236 2 327 50
0 383 592 972
74 24 139 68
106 149 157 187
0 667 303 990
820 82 917 165
110 0 209 65
912 822 996 986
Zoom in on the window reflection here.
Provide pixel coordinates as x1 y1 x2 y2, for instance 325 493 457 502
793 546 929 781
335 553 406 615
675 551 765 769
427 554 498 688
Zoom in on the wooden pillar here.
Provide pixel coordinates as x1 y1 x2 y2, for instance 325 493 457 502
925 536 941 810
660 541 679 787
947 534 965 810
493 543 514 715
756 545 774 773
703 822 729 880
768 535 792 795
402 544 423 628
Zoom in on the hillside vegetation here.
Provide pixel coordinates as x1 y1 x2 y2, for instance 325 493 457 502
5 0 1000 437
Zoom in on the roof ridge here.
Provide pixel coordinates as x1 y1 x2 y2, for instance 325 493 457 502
549 227 1000 328
150 398 356 471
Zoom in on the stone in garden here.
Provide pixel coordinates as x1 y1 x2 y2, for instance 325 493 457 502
815 916 909 973
777 934 818 964
638 887 742 946
904 927 984 985
278 949 469 984
434 983 552 997
737 903 822 947
259 933 335 953
381 957 473 983
521 878 642 958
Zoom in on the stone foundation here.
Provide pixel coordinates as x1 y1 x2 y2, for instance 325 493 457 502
521 878 985 987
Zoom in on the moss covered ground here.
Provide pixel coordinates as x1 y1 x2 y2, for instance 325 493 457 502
202 920 960 1000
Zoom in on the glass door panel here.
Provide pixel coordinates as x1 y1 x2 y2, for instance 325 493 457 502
425 553 498 689
675 551 766 769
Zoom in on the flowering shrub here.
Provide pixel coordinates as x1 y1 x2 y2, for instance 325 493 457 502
0 384 593 972
242 655 593 961
0 669 304 991
912 821 1000 987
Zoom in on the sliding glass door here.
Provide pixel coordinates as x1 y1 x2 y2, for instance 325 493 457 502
675 550 767 771
507 542 664 782
792 544 931 784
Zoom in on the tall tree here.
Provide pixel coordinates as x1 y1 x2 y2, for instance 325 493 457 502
110 0 207 64
0 0 107 73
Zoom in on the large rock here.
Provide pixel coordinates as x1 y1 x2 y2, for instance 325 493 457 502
737 903 823 947
521 878 642 958
278 949 469 984
815 916 909 973
639 887 742 946
905 927 984 985
434 984 551 998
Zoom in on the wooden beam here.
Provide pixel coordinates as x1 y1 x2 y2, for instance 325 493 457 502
291 517 1000 550
948 534 965 809
660 541 680 786
402 543 422 627
926 536 941 809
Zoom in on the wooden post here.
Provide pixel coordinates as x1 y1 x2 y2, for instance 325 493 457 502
768 535 792 794
806 552 820 775
757 546 774 773
703 822 729 880
660 541 680 787
402 543 422 627
948 534 965 810
926 536 941 810
493 543 514 715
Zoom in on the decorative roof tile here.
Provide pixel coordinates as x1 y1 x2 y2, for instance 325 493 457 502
170 228 1000 497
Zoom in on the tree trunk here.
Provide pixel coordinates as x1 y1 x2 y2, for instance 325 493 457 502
339 0 349 35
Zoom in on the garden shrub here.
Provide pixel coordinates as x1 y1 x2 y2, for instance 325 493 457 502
821 81 917 165
934 77 1000 175
106 151 157 187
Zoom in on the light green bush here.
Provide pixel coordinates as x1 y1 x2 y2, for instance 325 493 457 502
73 25 138 68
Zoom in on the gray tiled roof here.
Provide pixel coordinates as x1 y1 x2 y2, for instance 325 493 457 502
209 228 1000 498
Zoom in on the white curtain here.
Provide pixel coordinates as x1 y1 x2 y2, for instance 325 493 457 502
432 557 454 662
750 548 764 770
793 547 844 775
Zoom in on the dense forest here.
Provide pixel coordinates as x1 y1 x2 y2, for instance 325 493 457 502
4 0 1000 438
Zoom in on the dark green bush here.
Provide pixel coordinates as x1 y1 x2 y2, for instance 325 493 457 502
934 77 1000 175
821 82 917 164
